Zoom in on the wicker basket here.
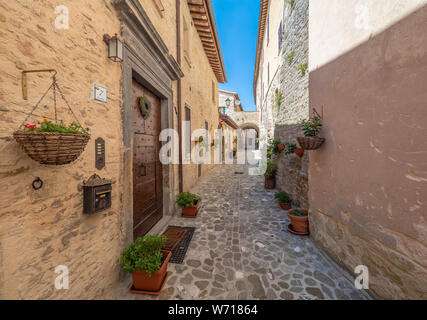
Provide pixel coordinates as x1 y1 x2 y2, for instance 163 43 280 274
13 131 90 165
297 136 325 150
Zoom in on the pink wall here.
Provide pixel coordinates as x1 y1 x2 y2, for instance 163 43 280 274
308 6 427 299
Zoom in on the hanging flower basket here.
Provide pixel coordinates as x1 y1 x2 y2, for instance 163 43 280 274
13 72 90 165
297 136 325 150
138 96 152 119
14 131 90 165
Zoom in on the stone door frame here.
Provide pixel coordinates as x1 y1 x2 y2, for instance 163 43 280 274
113 0 183 246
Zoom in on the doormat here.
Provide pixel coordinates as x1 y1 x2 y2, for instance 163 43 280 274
161 227 187 251
162 226 195 264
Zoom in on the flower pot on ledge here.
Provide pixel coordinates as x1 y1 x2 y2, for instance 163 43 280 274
294 148 304 158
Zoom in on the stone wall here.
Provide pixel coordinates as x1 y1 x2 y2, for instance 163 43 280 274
309 1 427 299
0 0 123 299
269 0 309 206
0 0 223 299
144 0 222 191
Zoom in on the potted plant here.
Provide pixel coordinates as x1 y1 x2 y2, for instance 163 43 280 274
196 136 204 144
176 192 201 218
284 142 304 158
120 235 171 294
264 160 277 189
13 118 90 165
297 116 325 150
287 208 309 235
275 192 292 210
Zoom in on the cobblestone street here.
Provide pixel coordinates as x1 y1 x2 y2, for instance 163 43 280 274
116 165 368 300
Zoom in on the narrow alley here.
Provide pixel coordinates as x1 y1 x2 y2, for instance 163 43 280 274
116 165 368 300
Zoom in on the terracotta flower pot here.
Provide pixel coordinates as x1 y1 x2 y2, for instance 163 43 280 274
265 176 275 189
294 148 304 158
131 250 172 292
287 208 309 235
182 199 200 218
279 202 292 210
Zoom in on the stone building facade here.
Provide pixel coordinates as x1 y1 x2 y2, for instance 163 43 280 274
0 0 226 299
309 0 427 299
218 89 259 138
254 0 309 207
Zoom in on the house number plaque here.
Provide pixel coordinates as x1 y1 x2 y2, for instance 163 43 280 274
95 138 105 170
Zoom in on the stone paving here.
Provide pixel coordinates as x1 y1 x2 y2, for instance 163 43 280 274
116 165 368 300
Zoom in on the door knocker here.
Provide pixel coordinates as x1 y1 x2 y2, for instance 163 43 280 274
32 177 43 190
138 96 152 120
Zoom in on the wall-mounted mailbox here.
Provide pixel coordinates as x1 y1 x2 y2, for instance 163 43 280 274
82 174 112 214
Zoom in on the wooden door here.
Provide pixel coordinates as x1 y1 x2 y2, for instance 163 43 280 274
132 79 163 239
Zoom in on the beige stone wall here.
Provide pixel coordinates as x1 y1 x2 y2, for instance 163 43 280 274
0 0 123 299
309 1 427 299
138 0 221 192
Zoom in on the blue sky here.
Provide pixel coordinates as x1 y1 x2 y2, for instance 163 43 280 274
212 0 260 111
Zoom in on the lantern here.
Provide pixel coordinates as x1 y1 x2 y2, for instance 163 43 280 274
103 33 123 62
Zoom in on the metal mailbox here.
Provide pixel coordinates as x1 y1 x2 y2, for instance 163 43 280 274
82 174 112 214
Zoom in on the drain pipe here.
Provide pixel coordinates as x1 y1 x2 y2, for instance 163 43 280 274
176 0 183 193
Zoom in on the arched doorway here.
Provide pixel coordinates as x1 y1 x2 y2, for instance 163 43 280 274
240 123 260 150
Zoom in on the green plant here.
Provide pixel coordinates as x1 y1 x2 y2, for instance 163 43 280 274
284 142 297 155
20 118 90 135
275 192 292 204
198 136 204 143
275 90 283 107
301 116 322 137
266 138 283 158
296 62 308 76
286 0 296 9
285 51 295 65
120 235 167 276
176 192 201 208
264 160 278 178
290 209 308 217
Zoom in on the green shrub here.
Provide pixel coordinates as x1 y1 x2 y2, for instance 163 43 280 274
275 192 292 203
296 62 308 76
20 118 90 135
275 90 283 107
176 192 201 208
290 209 308 217
286 51 295 65
120 235 167 276
301 116 322 137
264 160 278 178
284 142 297 155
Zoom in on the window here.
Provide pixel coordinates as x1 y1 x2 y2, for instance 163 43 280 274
183 18 190 59
212 80 216 103
220 107 226 114
185 106 191 159
278 21 283 54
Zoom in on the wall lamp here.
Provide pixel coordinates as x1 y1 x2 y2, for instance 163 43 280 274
103 33 123 62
